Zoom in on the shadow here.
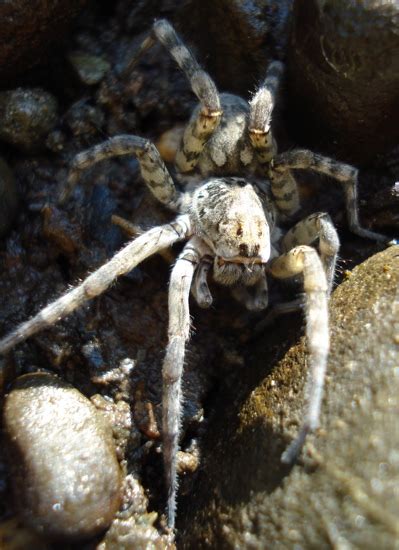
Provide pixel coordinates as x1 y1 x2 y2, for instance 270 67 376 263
177 310 305 545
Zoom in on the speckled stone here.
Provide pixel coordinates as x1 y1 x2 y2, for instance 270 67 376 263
3 373 122 540
0 88 58 151
181 245 399 548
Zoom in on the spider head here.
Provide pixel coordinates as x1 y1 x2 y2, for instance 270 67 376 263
192 178 271 285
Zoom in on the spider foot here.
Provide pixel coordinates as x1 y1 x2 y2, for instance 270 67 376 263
281 424 311 465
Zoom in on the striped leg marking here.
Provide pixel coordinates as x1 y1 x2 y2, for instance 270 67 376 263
249 60 284 164
61 135 181 210
270 245 329 464
268 167 300 218
150 20 222 172
272 149 390 242
281 212 340 294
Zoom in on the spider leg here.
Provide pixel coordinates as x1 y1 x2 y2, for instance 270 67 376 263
270 245 329 464
162 236 209 529
281 212 340 294
249 60 283 164
248 61 300 219
60 135 181 209
151 20 222 173
190 254 214 309
0 216 191 356
271 149 392 242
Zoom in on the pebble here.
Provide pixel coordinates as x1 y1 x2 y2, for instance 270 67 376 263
3 373 122 540
0 88 58 151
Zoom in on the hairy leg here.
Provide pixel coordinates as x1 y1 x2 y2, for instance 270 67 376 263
162 236 209 529
152 20 222 172
0 216 191 356
271 149 393 242
270 245 329 464
281 212 340 293
123 19 222 173
249 60 283 164
60 135 181 209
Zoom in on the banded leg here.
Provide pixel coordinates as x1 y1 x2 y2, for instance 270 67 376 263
60 135 181 209
162 236 209 529
281 213 340 294
272 149 391 242
152 20 222 172
0 216 191 356
270 245 329 464
249 60 284 164
123 19 222 173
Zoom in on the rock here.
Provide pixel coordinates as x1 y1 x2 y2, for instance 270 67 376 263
178 0 293 95
0 0 88 81
0 158 19 238
288 0 399 163
0 88 58 151
68 53 111 86
3 373 122 540
64 99 105 137
180 246 399 548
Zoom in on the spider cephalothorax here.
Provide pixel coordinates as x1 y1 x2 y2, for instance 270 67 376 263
190 178 272 285
0 20 392 531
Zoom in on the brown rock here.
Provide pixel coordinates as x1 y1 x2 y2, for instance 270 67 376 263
3 373 122 540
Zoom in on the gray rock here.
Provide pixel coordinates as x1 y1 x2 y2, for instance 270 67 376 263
181 246 399 548
0 88 58 151
68 53 111 86
3 373 122 540
288 0 399 163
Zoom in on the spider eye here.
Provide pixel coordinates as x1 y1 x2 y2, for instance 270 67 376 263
236 225 243 237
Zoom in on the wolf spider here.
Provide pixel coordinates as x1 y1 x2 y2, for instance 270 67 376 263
0 20 392 529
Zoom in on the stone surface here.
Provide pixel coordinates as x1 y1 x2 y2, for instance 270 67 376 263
178 0 292 96
0 0 88 82
288 0 399 163
180 246 399 548
3 373 122 540
0 88 58 151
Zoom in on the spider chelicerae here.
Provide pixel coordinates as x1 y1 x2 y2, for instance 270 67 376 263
0 20 392 530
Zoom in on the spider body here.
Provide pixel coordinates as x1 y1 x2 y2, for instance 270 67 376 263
0 20 392 531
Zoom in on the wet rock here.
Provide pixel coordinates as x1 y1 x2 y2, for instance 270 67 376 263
64 98 105 137
68 53 111 86
0 88 58 151
0 0 88 81
288 0 399 163
181 246 399 548
97 474 173 550
3 373 122 540
0 158 19 238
